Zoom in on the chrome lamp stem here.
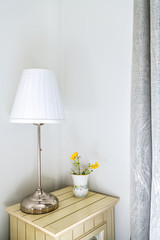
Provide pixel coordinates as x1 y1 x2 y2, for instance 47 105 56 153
37 123 42 191
20 124 59 214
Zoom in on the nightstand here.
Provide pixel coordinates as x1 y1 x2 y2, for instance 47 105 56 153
6 186 119 240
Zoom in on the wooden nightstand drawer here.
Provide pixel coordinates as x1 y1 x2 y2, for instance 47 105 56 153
79 224 106 240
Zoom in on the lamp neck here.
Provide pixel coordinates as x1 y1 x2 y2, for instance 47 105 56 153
34 123 44 192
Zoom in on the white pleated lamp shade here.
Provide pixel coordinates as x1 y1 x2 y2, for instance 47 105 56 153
10 69 64 123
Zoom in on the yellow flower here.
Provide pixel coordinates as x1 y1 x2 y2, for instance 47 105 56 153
90 162 99 169
70 152 78 160
91 164 96 169
94 162 99 168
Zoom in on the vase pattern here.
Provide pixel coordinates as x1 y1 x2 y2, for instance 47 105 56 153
71 174 89 198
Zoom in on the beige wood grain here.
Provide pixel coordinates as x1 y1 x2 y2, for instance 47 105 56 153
45 196 118 236
57 191 73 201
6 190 95 223
10 215 18 240
46 235 55 240
24 191 95 222
73 224 84 239
18 219 25 240
104 208 114 240
76 224 106 240
7 187 119 240
8 203 20 212
35 194 105 228
26 224 35 240
50 186 72 195
111 208 114 240
16 211 27 217
60 231 72 240
36 229 45 240
95 213 104 226
84 219 94 233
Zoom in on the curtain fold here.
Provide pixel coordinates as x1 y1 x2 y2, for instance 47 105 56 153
150 1 160 239
131 0 160 239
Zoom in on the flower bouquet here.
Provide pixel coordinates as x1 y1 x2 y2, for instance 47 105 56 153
70 152 99 198
70 152 99 175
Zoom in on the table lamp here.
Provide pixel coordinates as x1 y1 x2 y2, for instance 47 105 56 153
10 69 64 214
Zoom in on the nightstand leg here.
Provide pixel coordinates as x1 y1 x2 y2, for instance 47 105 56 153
10 216 18 240
104 208 115 240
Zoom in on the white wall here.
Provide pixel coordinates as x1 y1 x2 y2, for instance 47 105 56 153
0 1 132 239
61 1 132 240
0 1 63 239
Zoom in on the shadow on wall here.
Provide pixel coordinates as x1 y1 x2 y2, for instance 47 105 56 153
4 173 62 208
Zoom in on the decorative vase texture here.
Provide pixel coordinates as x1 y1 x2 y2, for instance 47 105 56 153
71 174 89 198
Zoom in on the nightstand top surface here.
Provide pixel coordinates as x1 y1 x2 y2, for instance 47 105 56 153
6 186 119 238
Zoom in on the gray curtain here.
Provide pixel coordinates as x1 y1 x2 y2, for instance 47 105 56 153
131 0 160 239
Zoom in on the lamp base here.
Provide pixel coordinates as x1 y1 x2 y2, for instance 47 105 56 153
20 189 59 214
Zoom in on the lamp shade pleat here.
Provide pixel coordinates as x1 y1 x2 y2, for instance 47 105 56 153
10 69 64 123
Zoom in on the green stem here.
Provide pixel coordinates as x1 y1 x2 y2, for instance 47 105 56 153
78 157 80 174
71 168 76 174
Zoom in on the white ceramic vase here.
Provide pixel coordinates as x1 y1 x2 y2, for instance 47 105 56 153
71 174 89 198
